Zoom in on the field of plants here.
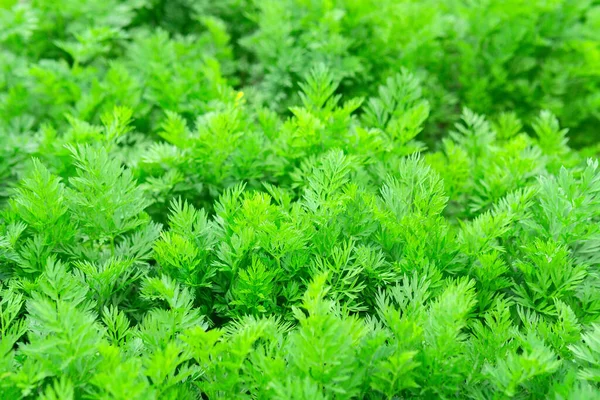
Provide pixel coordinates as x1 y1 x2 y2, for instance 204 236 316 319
1 0 600 398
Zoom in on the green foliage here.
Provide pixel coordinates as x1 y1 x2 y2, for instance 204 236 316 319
1 0 600 398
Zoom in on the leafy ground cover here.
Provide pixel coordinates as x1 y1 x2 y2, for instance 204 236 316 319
2 0 600 398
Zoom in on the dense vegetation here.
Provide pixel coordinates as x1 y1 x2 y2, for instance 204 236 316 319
2 1 600 398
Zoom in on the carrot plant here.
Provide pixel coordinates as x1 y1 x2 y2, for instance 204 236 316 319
1 1 600 398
